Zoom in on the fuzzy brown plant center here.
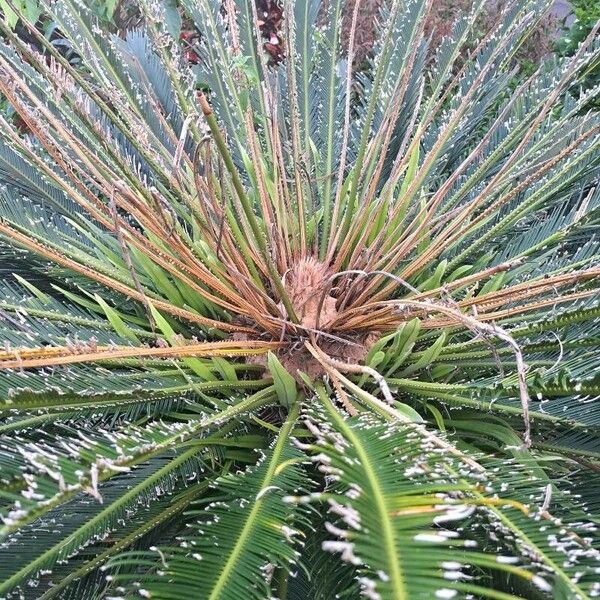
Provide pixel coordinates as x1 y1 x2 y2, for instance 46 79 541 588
235 257 375 380
282 257 338 331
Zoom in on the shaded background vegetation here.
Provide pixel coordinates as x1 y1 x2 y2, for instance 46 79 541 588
1 0 597 77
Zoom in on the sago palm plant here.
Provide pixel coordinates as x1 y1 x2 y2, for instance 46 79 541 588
0 0 600 598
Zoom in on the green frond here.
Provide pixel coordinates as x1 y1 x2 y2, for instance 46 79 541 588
0 450 206 598
299 395 600 599
107 403 306 600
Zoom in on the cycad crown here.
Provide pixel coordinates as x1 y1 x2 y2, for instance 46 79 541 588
0 0 599 598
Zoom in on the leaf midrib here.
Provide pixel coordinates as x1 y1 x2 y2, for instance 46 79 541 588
319 389 406 599
206 401 299 600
